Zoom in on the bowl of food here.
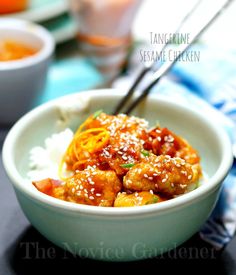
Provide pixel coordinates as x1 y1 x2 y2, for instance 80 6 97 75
2 89 233 261
0 18 54 125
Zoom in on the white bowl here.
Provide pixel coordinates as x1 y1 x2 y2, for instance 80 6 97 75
0 18 55 125
2 89 233 261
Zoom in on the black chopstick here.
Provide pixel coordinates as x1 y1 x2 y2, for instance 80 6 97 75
112 66 149 115
113 0 233 115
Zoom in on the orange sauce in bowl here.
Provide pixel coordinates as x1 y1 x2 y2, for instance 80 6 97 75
0 40 38 61
0 0 28 14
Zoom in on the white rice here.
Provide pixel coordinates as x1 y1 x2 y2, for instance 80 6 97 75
28 129 74 181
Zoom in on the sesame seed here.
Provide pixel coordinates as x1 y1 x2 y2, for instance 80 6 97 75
162 178 167 183
88 177 95 185
96 193 101 197
89 195 94 200
188 175 192 180
150 190 154 194
164 135 174 143
180 184 187 189
104 150 110 157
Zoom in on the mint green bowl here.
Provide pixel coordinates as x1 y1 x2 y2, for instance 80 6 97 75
2 89 233 261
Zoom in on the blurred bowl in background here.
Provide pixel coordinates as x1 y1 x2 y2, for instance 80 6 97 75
0 0 29 14
0 18 55 125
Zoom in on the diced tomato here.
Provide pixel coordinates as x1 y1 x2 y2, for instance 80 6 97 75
32 178 61 196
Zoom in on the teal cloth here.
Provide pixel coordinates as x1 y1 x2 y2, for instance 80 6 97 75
34 57 104 106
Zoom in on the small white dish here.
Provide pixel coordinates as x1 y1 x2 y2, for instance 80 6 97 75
0 18 55 124
41 14 77 44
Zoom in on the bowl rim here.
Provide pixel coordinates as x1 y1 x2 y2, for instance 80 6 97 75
2 89 233 216
0 18 55 70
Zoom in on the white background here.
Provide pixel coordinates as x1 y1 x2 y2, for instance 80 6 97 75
133 0 236 50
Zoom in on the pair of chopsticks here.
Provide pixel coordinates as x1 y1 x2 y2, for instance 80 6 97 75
113 0 234 115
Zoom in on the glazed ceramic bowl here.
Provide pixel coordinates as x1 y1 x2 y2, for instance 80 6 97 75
0 18 54 125
2 89 233 261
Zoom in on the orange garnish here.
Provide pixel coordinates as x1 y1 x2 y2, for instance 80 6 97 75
59 115 110 179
